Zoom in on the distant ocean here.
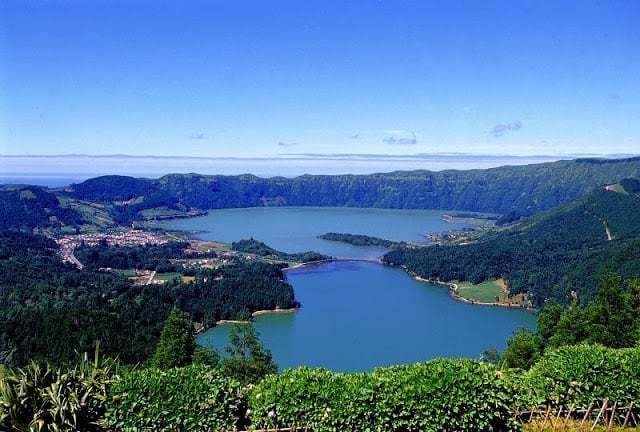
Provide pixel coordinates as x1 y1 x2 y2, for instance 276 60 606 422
0 154 578 187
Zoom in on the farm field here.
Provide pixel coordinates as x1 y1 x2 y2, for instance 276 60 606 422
456 279 504 303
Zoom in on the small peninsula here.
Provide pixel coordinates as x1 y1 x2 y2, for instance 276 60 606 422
231 238 330 263
318 232 402 248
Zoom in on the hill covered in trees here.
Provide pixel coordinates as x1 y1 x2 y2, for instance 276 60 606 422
3 157 640 229
59 157 640 223
75 240 192 271
0 185 83 230
0 230 296 366
384 181 640 305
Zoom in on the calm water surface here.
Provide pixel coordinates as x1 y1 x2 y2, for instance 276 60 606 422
199 261 536 371
160 207 467 259
161 207 536 371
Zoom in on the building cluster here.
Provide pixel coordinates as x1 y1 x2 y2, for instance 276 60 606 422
56 230 167 267
177 251 238 270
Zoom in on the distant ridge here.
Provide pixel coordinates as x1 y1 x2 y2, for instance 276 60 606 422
4 157 640 230
58 158 640 223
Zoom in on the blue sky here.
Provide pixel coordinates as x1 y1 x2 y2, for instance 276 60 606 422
1 0 639 158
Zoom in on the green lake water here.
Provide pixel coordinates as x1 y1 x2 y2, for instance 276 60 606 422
160 207 536 371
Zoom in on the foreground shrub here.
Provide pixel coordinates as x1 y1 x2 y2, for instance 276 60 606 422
0 349 116 432
526 344 640 407
249 359 521 432
105 365 243 431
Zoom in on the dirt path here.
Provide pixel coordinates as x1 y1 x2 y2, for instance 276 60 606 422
145 270 156 285
604 221 613 241
68 252 84 269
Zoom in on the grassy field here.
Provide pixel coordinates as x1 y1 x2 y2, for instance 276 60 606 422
153 272 182 283
114 269 137 278
456 279 504 303
57 196 116 229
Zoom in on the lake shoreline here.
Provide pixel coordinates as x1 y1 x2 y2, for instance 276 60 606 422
199 255 536 370
286 259 535 312
161 207 533 321
215 307 300 326
412 274 535 311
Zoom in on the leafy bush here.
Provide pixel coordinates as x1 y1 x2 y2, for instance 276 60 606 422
249 360 521 432
503 328 542 370
0 349 116 431
525 345 640 408
105 365 243 431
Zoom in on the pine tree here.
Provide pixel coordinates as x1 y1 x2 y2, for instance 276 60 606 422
152 308 195 369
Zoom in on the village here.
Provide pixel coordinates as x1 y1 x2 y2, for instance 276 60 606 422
54 228 250 286
56 229 169 269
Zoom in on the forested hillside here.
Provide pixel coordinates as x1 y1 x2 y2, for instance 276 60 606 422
384 182 640 305
0 231 295 366
62 157 640 222
0 185 83 230
75 241 191 270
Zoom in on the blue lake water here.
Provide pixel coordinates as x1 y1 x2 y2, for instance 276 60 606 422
159 207 467 259
161 207 536 371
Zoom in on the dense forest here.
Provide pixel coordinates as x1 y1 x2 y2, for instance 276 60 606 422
59 157 640 223
0 185 83 230
318 232 399 248
231 238 328 262
384 184 640 305
75 240 191 271
0 231 295 366
485 273 640 372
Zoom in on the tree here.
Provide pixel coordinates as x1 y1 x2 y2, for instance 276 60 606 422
481 348 502 365
152 308 195 369
503 328 541 370
544 275 639 349
588 274 636 348
536 301 562 344
220 323 277 384
192 346 220 367
547 303 592 348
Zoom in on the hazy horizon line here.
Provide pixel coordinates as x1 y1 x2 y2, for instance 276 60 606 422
2 152 638 161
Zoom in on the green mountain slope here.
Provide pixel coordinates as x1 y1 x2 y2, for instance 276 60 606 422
0 185 83 230
383 181 640 305
63 157 640 222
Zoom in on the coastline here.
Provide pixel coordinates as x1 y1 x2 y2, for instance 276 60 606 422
143 209 208 221
251 307 299 316
215 319 251 325
214 307 300 326
412 274 534 311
